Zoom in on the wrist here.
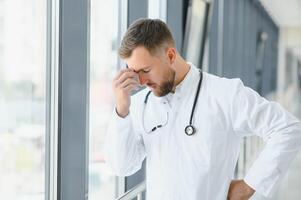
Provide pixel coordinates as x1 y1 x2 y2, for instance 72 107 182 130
115 107 129 118
243 180 255 196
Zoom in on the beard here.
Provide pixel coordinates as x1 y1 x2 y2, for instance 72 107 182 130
153 67 175 97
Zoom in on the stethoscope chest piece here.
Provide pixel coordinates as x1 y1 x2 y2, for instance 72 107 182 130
185 125 196 136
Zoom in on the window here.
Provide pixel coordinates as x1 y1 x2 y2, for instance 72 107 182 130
183 0 208 67
89 0 119 199
0 0 46 199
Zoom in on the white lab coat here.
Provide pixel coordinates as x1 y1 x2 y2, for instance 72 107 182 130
104 63 301 200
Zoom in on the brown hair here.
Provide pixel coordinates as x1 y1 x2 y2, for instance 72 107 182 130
118 18 175 59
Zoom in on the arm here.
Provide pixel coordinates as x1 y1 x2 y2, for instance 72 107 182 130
103 68 146 176
230 79 301 198
104 108 146 176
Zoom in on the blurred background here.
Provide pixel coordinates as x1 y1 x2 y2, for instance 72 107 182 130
0 0 300 199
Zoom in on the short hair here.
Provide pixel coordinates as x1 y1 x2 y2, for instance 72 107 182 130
118 18 175 59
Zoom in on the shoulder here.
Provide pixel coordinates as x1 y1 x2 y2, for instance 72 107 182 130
202 72 246 116
203 72 244 98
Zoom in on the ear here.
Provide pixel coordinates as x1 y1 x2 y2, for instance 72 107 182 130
166 47 176 64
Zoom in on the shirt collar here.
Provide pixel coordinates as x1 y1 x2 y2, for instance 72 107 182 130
174 62 199 97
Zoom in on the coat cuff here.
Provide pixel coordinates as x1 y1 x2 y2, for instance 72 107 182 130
113 107 131 128
243 152 282 198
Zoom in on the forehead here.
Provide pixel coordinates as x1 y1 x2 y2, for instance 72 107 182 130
126 46 161 71
132 46 153 57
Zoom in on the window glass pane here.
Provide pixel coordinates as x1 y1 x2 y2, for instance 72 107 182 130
183 0 207 66
0 0 46 199
89 0 118 199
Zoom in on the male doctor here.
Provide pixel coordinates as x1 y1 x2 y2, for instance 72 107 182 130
104 18 301 200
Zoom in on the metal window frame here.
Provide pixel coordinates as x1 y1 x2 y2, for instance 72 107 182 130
46 0 90 199
57 0 90 199
166 0 185 54
116 0 129 197
216 0 224 76
182 0 212 69
46 0 60 199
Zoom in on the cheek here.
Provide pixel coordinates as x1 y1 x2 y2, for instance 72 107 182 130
148 67 165 84
150 73 162 84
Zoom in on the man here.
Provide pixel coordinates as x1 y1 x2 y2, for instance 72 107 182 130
104 18 301 200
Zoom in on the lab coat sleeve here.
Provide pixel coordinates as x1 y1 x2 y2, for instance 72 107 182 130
103 108 146 176
230 79 301 198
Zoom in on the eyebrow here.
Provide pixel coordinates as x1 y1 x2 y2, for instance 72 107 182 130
127 64 151 73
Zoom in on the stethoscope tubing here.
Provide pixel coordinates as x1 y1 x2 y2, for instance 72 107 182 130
143 69 203 135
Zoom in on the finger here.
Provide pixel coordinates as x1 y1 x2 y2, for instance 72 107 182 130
124 83 140 93
116 71 139 85
114 66 136 80
114 68 132 81
113 70 135 88
120 78 139 89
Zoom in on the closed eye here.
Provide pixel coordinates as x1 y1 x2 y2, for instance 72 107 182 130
141 69 151 73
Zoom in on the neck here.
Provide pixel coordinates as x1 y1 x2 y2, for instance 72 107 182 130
171 54 190 92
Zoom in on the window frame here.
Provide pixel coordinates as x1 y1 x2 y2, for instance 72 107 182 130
46 0 90 199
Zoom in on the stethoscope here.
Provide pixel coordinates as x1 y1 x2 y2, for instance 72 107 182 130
142 70 203 136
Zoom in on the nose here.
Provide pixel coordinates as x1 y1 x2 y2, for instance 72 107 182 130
138 73 148 85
